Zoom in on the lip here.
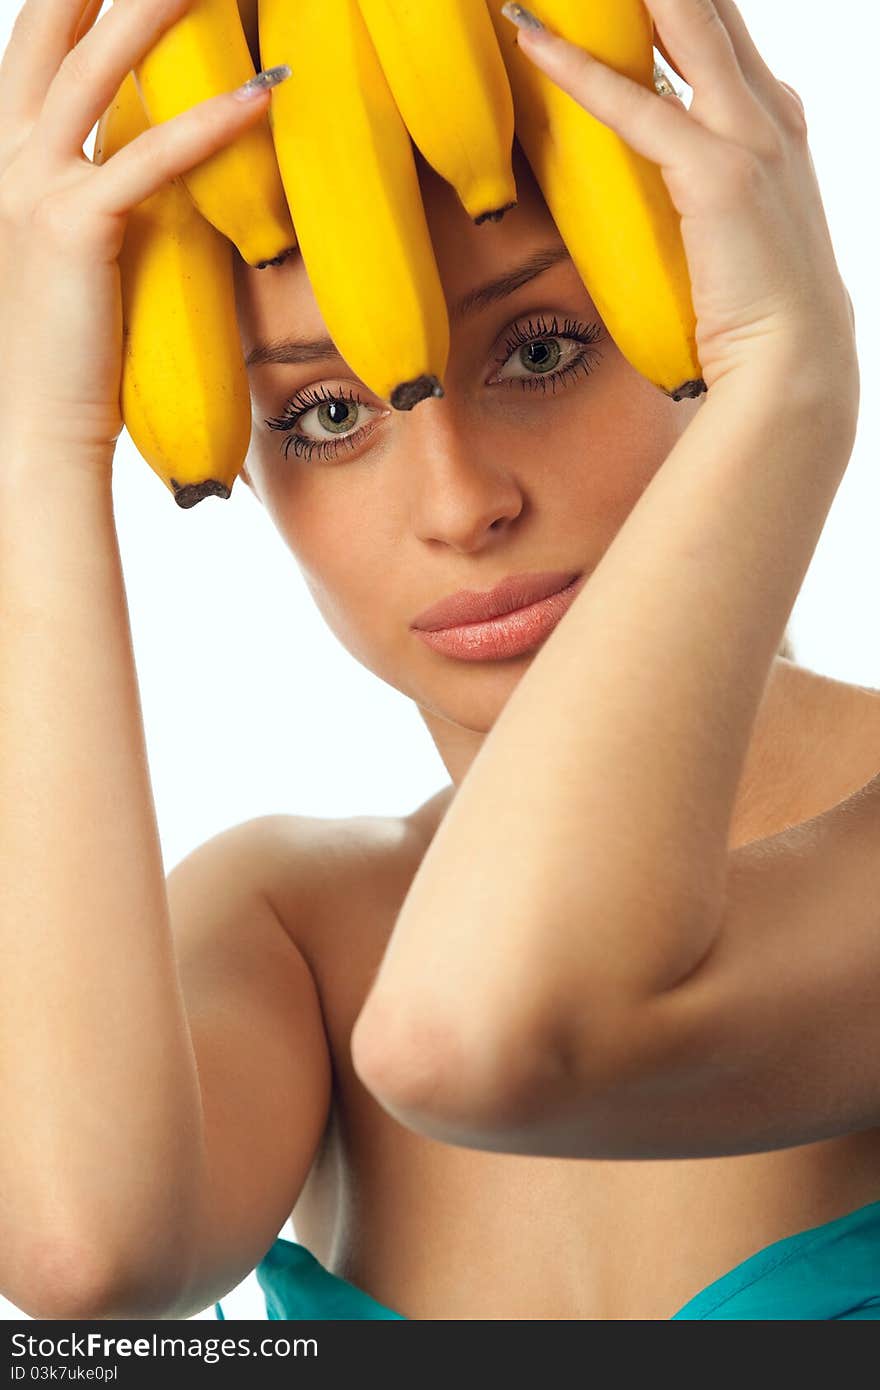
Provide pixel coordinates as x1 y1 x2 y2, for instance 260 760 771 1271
411 570 586 662
411 570 583 632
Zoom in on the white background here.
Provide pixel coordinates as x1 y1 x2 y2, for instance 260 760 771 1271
1 0 878 1322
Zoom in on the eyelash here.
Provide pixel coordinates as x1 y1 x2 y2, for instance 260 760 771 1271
264 315 604 462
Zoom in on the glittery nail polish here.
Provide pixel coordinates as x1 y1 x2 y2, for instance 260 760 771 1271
501 4 545 32
232 64 292 101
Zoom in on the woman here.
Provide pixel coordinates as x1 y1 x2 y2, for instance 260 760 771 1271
0 0 877 1322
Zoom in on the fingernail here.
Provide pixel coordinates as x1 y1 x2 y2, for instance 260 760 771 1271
501 4 545 32
233 64 292 101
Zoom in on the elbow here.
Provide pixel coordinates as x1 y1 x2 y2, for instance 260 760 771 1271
350 993 591 1151
351 986 680 1156
9 1229 187 1321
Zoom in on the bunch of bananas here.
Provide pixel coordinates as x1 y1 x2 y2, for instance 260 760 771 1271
95 0 705 509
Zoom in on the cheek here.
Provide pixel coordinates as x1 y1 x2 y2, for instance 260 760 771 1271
251 451 353 568
256 468 397 664
564 371 700 530
304 572 405 687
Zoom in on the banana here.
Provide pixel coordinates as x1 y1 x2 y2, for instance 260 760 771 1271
236 0 261 70
95 70 253 507
119 0 297 269
258 0 450 410
487 0 706 401
357 0 517 224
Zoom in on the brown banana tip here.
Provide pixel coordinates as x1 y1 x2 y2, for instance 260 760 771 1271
667 378 708 402
255 244 298 270
171 478 233 509
390 376 445 411
474 201 518 225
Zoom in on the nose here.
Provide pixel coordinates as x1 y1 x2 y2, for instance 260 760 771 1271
402 398 525 552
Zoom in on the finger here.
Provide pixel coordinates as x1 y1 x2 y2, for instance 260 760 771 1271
641 0 741 87
657 89 688 115
709 0 795 109
639 0 764 137
1 0 115 121
33 0 197 162
87 79 281 220
652 25 687 89
696 0 807 129
777 79 807 125
505 4 765 149
645 0 789 118
74 0 106 46
508 21 719 175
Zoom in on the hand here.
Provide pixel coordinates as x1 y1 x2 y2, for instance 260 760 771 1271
505 0 858 397
0 0 279 459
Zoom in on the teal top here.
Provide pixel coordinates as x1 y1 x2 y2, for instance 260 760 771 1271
214 1196 880 1321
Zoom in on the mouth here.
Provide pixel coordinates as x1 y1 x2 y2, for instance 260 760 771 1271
411 571 587 662
411 569 583 632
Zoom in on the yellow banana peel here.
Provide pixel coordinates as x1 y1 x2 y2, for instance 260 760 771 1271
95 70 253 507
358 0 518 224
259 0 450 409
487 0 706 400
122 0 297 269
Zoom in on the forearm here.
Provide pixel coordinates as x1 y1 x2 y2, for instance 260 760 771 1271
356 347 859 1070
0 441 205 1308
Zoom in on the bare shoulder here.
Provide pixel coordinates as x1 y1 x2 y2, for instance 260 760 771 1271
820 663 880 714
772 659 880 818
234 793 454 960
159 805 436 1315
821 667 880 790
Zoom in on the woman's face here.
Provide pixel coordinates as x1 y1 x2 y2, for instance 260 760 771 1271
233 151 703 752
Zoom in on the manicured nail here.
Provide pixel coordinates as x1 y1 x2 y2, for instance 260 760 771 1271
501 4 545 32
233 65 292 101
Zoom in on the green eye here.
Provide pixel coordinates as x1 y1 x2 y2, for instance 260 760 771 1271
268 312 605 466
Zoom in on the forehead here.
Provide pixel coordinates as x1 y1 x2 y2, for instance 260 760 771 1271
234 145 563 340
417 143 563 296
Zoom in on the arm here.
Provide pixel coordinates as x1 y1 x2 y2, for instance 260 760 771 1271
356 703 880 1162
0 0 300 1315
351 0 864 1146
1 453 333 1323
160 818 332 1322
0 446 205 1315
351 364 864 1151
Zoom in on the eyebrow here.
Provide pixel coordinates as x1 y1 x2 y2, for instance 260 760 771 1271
243 244 572 371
